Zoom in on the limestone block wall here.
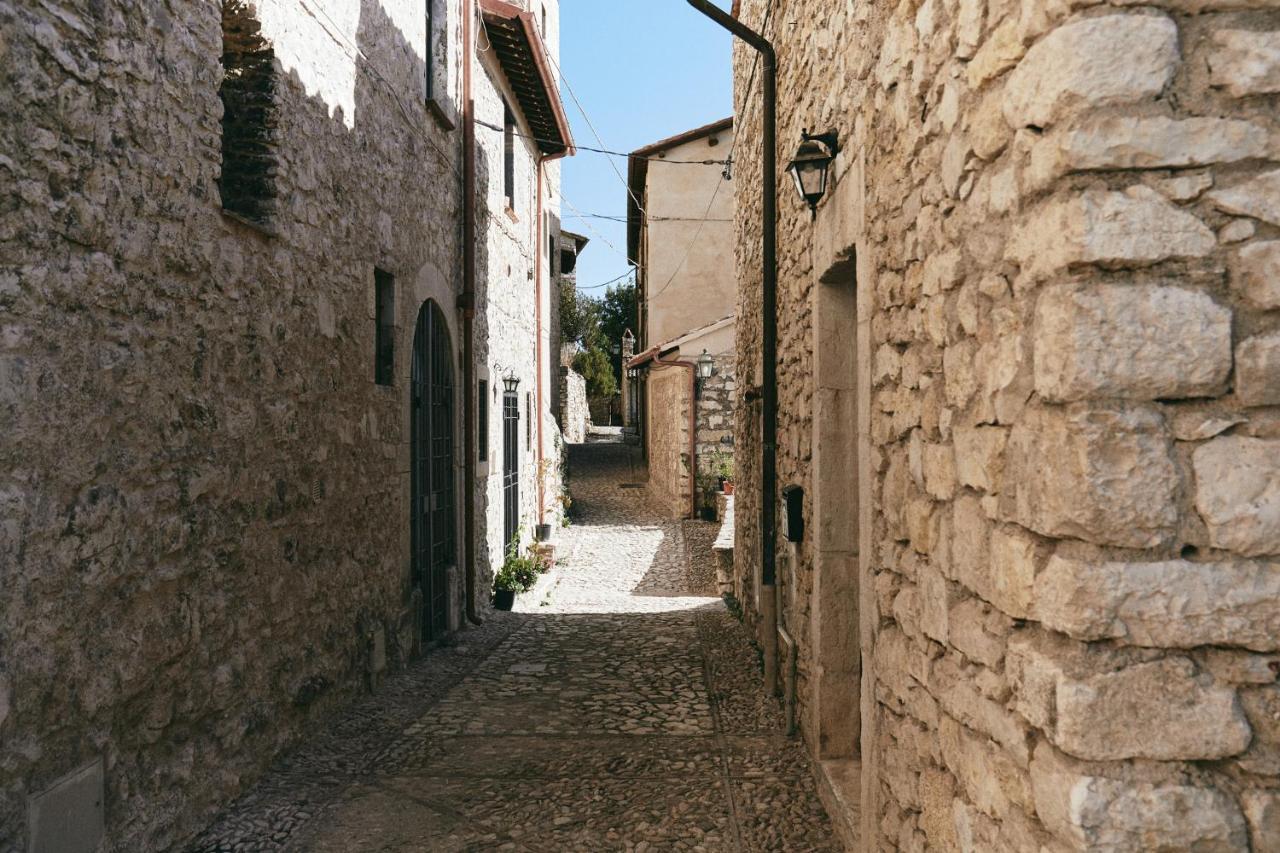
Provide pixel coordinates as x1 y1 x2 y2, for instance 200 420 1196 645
696 352 738 466
560 365 590 444
732 0 1280 849
0 0 465 848
646 365 694 518
474 0 565 574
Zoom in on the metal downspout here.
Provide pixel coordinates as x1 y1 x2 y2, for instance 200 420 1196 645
462 0 481 626
685 0 779 693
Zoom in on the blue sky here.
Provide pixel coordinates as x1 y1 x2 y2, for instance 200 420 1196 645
558 0 734 295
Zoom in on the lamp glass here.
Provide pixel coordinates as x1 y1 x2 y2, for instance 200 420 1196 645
696 350 715 380
786 135 836 209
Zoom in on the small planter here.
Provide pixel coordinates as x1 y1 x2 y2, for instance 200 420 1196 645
723 482 735 496
534 523 553 542
717 476 727 492
699 505 717 522
493 589 516 611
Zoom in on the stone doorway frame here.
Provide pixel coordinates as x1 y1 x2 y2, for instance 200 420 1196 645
807 151 875 850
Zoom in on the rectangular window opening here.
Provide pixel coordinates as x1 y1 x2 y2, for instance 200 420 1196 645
478 380 490 462
375 269 395 386
503 101 516 209
220 0 278 225
424 0 435 101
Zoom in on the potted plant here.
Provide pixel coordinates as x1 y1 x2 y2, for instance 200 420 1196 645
696 471 719 521
492 539 539 611
715 452 735 496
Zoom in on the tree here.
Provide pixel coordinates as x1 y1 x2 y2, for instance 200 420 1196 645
597 282 637 386
573 344 616 399
558 277 635 398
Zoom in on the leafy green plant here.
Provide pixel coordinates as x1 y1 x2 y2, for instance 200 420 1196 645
707 450 734 482
493 535 540 593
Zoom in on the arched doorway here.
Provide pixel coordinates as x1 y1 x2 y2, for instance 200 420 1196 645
411 300 455 642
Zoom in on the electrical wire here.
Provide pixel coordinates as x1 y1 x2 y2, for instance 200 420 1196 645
473 118 730 164
566 212 733 223
294 0 460 179
575 269 635 290
559 193 634 265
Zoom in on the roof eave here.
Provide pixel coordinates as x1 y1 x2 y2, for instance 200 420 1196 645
479 0 576 158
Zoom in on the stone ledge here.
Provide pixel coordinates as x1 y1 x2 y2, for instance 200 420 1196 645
814 758 861 852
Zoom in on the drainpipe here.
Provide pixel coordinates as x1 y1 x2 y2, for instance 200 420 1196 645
685 0 779 694
652 352 699 519
536 164 545 525
535 153 570 526
462 0 482 626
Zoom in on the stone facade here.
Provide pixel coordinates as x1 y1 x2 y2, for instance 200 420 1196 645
730 0 1280 850
474 0 567 573
559 364 590 444
0 0 567 849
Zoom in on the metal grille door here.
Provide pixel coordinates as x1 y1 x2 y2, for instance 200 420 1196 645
411 301 455 641
503 390 520 551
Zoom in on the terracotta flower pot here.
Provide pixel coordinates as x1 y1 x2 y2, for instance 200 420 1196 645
723 482 735 495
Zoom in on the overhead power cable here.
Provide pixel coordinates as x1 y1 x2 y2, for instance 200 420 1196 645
576 269 635 290
566 212 733 224
473 119 731 165
295 0 459 179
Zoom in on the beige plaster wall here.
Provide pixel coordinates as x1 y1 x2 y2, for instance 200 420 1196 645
641 127 737 347
645 364 694 519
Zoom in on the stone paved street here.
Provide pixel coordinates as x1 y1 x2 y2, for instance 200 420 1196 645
190 433 836 851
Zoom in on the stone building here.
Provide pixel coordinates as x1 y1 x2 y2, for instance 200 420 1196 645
727 0 1280 850
627 118 739 518
473 0 573 570
0 0 570 849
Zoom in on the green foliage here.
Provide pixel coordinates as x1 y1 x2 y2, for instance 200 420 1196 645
493 536 540 593
573 345 617 399
707 450 734 481
558 279 637 393
598 282 637 384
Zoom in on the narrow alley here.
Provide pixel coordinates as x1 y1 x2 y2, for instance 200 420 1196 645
189 433 837 852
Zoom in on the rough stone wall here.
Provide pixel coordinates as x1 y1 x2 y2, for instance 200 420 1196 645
0 0 465 849
646 364 693 518
732 0 1280 849
696 352 737 468
474 0 565 574
560 365 590 444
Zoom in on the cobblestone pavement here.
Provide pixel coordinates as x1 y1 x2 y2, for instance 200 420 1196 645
190 433 837 852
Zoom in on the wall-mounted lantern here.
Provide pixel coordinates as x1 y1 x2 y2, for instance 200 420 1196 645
786 129 839 214
696 349 715 380
627 366 640 380
502 374 520 394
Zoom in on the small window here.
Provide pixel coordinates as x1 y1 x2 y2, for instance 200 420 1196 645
503 101 515 209
478 380 489 462
540 4 546 36
374 269 394 385
526 391 533 450
422 0 442 101
220 0 278 225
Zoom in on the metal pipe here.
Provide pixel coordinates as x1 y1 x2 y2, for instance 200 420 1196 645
462 0 482 626
535 163 545 525
686 0 778 688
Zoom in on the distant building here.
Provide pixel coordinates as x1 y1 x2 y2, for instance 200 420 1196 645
626 118 737 518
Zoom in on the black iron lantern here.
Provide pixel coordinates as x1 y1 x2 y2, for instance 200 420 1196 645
696 349 715 380
786 129 839 213
502 374 520 393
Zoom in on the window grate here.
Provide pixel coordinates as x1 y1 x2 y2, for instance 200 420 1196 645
375 269 395 385
220 0 278 224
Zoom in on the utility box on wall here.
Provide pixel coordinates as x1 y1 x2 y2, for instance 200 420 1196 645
781 485 804 543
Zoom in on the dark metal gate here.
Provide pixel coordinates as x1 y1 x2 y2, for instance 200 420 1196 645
502 388 519 551
411 300 455 642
